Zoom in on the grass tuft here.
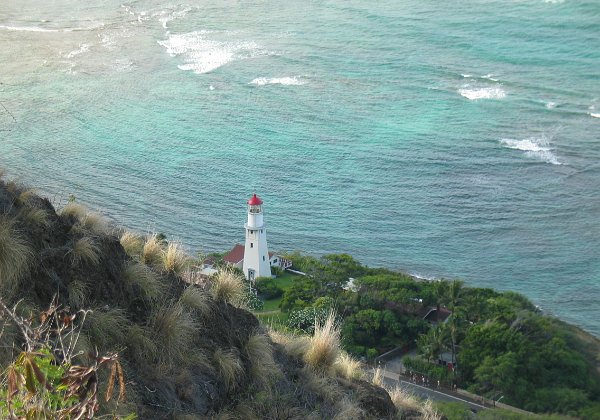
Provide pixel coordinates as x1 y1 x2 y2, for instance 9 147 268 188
71 236 101 266
126 324 158 365
213 348 244 391
0 215 32 294
210 269 245 305
60 202 88 220
81 211 109 235
67 279 90 309
141 234 163 266
333 397 364 419
179 286 212 317
123 262 164 303
245 332 279 389
16 189 37 205
120 231 144 257
162 242 189 274
333 352 363 380
19 207 51 228
268 329 310 360
150 302 197 365
371 366 384 387
387 386 422 413
85 308 128 351
304 311 340 371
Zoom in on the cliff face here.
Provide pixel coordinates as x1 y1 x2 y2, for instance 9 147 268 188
0 177 398 419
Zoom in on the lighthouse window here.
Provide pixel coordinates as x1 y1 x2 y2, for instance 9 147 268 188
263 256 266 261
260 229 263 233
250 243 254 248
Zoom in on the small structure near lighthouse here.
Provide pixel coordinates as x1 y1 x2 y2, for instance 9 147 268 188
222 193 291 281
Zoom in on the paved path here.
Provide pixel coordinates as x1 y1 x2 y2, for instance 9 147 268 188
372 369 488 413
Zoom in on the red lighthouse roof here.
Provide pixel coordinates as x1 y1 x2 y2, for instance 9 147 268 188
247 193 263 205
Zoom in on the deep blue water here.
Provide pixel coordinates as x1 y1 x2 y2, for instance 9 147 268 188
1 0 599 335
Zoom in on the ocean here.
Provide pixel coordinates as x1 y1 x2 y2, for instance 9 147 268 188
1 0 598 336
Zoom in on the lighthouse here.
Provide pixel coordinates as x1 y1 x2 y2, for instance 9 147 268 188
243 193 271 281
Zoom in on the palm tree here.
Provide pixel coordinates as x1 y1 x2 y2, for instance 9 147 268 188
417 325 447 363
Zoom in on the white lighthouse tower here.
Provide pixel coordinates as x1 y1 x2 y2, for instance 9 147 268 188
243 193 271 281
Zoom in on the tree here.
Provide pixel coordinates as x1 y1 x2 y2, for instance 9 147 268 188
417 325 447 363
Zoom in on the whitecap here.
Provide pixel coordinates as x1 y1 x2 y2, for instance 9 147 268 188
155 7 192 30
209 85 215 90
481 73 499 82
500 137 561 165
458 86 506 100
590 113 600 119
65 43 90 58
249 77 305 86
0 24 59 32
461 74 473 78
158 31 265 74
545 0 565 4
545 101 557 109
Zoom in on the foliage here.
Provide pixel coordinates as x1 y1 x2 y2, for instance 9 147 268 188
0 299 127 419
287 307 330 333
255 276 284 300
304 311 340 372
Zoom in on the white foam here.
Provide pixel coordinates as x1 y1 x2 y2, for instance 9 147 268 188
545 0 565 3
155 7 192 29
459 86 506 100
249 77 305 86
158 31 265 74
0 24 59 32
500 137 561 165
590 113 600 119
461 74 473 78
481 73 499 82
65 43 90 58
545 101 557 109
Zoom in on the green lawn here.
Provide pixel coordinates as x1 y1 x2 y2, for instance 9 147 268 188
255 271 301 315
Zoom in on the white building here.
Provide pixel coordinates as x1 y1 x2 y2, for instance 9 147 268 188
223 193 291 281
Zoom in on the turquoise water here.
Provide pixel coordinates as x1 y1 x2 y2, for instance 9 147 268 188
1 0 599 335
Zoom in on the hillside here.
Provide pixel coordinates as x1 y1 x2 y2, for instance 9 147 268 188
0 175 407 419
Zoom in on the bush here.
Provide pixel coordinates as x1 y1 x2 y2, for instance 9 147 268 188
255 277 283 300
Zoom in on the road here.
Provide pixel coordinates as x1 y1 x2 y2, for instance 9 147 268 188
373 369 488 413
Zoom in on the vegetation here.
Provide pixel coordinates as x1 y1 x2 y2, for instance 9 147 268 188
0 176 410 418
277 252 600 417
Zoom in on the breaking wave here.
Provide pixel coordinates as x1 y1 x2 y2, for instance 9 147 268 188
249 77 305 86
158 31 266 74
500 136 561 165
459 86 506 100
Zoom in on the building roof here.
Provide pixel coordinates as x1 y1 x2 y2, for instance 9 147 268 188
223 244 244 265
247 194 263 205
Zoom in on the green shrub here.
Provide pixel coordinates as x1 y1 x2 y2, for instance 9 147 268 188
255 277 283 299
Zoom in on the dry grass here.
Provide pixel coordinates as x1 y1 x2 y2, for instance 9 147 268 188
213 348 244 391
387 386 422 413
123 262 164 303
150 302 197 365
119 231 144 257
268 329 310 360
162 242 189 274
0 215 32 293
245 332 279 389
371 366 384 387
81 212 109 235
61 203 109 235
141 234 164 266
421 399 442 420
67 279 90 309
126 324 158 364
60 202 88 220
18 207 50 228
333 397 365 420
16 188 37 205
179 286 212 317
333 352 363 380
304 311 340 371
85 308 128 351
71 236 101 266
210 269 245 305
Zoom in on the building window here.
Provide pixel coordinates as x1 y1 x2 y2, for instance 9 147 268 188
273 258 278 263
263 256 265 261
250 243 253 248
260 229 263 233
